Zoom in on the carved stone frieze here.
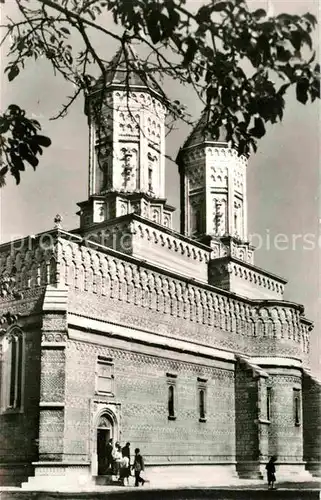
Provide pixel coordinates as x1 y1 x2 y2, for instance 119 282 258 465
42 332 67 343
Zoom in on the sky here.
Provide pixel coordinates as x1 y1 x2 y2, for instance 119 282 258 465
0 0 320 374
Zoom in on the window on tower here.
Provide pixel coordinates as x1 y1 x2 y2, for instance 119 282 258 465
191 202 202 235
148 165 153 192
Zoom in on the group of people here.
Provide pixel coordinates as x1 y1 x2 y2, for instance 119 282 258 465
105 440 145 487
103 443 276 489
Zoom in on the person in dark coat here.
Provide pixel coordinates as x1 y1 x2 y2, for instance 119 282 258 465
122 442 131 478
266 456 277 489
132 448 145 487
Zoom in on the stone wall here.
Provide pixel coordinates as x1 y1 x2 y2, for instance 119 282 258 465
235 358 260 477
0 326 41 485
64 338 236 466
266 369 303 463
303 372 321 476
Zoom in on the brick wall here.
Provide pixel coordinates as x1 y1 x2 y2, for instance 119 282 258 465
303 373 321 476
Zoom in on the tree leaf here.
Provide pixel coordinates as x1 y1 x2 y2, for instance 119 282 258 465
0 166 8 176
253 9 266 20
8 65 20 82
303 13 317 27
34 135 52 147
147 13 161 44
290 30 302 51
296 78 309 104
249 117 266 138
278 83 290 96
212 2 227 12
60 27 70 35
25 153 39 168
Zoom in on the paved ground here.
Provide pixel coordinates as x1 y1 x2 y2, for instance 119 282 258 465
0 488 320 500
1 480 320 500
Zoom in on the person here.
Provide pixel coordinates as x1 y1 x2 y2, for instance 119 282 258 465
122 442 131 461
132 448 145 487
122 442 131 478
119 452 130 486
112 442 122 478
266 456 277 489
106 438 113 473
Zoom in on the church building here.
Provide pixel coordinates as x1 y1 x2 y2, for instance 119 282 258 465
0 46 320 488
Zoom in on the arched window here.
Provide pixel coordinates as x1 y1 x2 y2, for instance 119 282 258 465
293 389 301 425
168 385 175 418
197 377 207 421
1 328 24 412
266 387 272 421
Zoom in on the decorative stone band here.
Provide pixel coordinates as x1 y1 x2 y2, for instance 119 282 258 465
68 312 235 363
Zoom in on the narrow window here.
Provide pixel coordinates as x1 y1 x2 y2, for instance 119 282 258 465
197 377 207 422
9 337 17 407
199 389 206 420
293 389 301 425
96 356 114 395
168 385 175 417
148 166 153 192
1 329 24 412
266 388 271 421
166 372 177 420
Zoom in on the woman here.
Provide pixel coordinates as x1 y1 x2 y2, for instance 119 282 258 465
112 442 122 478
132 448 145 487
266 456 277 489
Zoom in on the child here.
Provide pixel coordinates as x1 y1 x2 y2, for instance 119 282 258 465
266 456 277 489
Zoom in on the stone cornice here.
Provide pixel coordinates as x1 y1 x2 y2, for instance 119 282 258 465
77 193 176 213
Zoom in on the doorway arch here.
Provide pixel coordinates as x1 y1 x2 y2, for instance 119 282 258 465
92 406 119 477
97 414 114 475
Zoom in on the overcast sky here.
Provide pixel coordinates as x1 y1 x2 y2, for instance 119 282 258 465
0 0 320 374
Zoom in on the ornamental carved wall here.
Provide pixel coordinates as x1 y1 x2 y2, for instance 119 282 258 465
0 234 311 358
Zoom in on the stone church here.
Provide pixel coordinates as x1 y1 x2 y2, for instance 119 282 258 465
0 47 320 488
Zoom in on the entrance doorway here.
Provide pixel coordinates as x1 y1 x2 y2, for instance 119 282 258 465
97 415 113 475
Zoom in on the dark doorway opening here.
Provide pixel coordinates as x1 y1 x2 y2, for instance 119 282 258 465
97 415 113 476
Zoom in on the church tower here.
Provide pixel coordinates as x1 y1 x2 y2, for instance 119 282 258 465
78 45 175 229
176 109 287 299
177 109 254 264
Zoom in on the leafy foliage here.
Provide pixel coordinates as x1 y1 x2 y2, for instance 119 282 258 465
0 105 51 186
0 0 320 184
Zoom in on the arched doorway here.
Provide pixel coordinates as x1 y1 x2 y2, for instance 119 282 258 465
97 414 114 475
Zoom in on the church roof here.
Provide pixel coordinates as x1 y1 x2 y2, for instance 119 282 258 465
182 108 229 149
94 44 164 98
